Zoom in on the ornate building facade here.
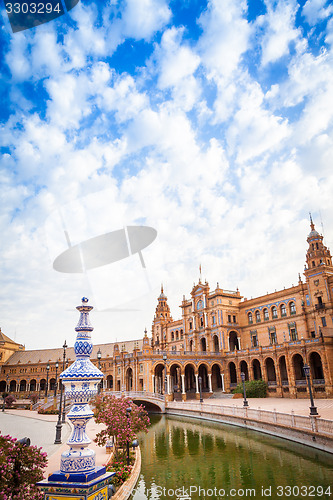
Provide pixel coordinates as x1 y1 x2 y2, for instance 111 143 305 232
1 218 333 399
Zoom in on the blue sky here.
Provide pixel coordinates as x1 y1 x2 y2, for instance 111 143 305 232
1 0 333 349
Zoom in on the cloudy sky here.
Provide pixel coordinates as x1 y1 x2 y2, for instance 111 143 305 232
1 0 333 350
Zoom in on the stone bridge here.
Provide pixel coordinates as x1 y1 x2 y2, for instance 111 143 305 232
103 390 166 413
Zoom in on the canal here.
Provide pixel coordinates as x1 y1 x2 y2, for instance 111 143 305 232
132 414 333 500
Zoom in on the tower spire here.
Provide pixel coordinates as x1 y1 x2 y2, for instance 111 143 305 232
309 212 315 231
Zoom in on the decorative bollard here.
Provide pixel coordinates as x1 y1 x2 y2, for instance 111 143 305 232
37 297 115 499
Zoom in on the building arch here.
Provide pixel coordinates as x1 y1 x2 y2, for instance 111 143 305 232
19 379 27 392
292 353 305 381
29 379 37 391
252 359 262 380
185 363 196 393
154 363 165 394
228 331 239 351
228 362 237 385
211 364 222 390
106 375 113 389
255 310 261 323
198 364 209 391
265 357 277 382
200 337 207 352
125 367 133 391
0 380 6 392
49 378 56 391
169 363 182 393
309 351 324 380
40 379 46 392
278 355 288 384
9 380 17 392
213 335 219 352
240 360 249 380
271 306 278 319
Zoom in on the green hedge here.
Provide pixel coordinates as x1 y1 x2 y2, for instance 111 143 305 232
232 379 268 398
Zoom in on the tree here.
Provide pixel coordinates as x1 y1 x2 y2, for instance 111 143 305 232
0 434 47 500
4 395 16 409
93 395 150 461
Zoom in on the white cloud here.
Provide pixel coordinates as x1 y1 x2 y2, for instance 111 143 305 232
302 0 333 26
261 0 300 66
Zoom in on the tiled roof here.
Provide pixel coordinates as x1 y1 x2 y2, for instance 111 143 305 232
0 330 23 347
4 339 144 366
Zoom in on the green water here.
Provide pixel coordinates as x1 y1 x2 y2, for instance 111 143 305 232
132 415 333 500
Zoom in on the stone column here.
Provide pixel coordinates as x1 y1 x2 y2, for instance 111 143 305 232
208 373 213 393
152 375 155 393
181 374 186 401
221 373 225 392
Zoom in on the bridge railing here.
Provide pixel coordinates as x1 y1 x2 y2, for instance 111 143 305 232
102 390 165 401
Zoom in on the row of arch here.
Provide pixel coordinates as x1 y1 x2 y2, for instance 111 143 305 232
0 378 59 393
248 302 296 324
228 351 324 387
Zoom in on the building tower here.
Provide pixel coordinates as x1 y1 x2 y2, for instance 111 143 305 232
151 286 172 349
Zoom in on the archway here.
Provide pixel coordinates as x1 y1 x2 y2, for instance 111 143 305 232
293 354 305 381
106 375 113 389
229 362 237 385
19 380 27 392
126 368 133 391
198 364 209 391
265 358 276 382
228 331 239 351
30 379 37 391
200 337 207 352
185 364 196 394
9 380 16 392
154 363 165 394
240 360 249 380
0 380 6 392
212 364 222 390
50 378 56 391
279 356 288 383
252 359 262 380
213 335 219 352
40 379 46 392
170 364 182 393
309 352 324 380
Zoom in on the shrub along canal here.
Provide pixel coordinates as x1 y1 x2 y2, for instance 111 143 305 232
132 414 333 500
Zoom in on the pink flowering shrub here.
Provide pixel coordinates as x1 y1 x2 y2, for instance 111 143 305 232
0 434 47 500
93 395 150 462
106 461 132 487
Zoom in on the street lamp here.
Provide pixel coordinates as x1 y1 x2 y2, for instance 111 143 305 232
126 407 132 466
303 363 318 416
45 363 50 398
55 340 67 444
62 357 68 424
163 353 167 395
240 372 249 407
54 362 59 398
97 348 102 394
198 375 203 403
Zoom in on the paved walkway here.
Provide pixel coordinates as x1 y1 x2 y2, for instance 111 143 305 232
0 409 109 478
202 396 333 420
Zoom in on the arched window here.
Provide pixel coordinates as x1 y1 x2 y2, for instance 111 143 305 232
176 330 179 340
290 302 296 315
255 310 261 323
272 306 278 319
200 317 204 327
189 320 192 330
171 332 174 341
248 312 253 324
280 304 286 316
263 308 269 321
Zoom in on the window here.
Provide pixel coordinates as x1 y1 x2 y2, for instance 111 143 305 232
228 314 232 323
263 308 269 321
272 306 277 319
251 330 258 347
180 329 183 339
288 322 297 341
248 312 253 324
189 321 192 330
212 315 216 325
176 330 179 340
281 304 286 316
311 331 316 338
290 302 296 315
321 317 327 327
200 317 204 327
233 315 236 323
255 310 261 323
316 242 319 250
312 261 315 267
140 364 143 373
197 300 203 310
171 332 174 341
269 328 277 345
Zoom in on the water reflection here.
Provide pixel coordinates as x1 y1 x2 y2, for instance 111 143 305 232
132 415 333 500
